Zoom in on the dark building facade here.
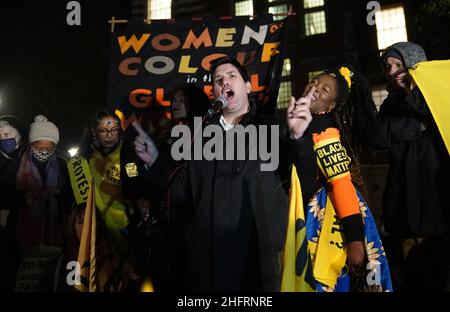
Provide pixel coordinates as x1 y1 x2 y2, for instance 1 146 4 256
139 0 448 111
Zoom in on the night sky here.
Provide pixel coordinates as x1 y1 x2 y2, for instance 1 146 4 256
0 0 132 152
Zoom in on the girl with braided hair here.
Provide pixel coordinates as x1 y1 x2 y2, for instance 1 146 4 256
297 65 392 291
308 66 378 189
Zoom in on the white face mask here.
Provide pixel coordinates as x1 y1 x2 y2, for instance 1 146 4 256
30 145 54 162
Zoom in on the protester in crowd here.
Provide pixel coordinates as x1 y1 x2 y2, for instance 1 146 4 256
0 115 27 291
137 84 212 207
77 110 147 240
170 84 211 127
298 65 392 291
139 83 211 148
0 115 27 175
135 56 316 291
0 116 27 224
139 103 171 149
128 84 211 291
39 202 141 292
374 41 450 291
145 84 211 291
0 114 73 291
72 110 152 289
68 204 140 292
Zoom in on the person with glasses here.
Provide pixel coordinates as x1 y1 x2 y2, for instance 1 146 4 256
66 109 153 291
74 110 148 250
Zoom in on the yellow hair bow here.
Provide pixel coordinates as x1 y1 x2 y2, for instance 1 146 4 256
339 67 353 89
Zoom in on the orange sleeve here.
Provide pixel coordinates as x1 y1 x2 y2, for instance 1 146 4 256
313 128 360 219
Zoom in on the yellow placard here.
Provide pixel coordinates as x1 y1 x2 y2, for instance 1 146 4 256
67 155 92 205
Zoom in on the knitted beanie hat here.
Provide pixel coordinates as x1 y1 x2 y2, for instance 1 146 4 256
29 114 59 145
381 42 427 69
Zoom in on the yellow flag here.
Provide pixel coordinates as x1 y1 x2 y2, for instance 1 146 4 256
312 197 347 289
89 144 130 234
75 180 97 292
280 166 315 292
409 60 450 154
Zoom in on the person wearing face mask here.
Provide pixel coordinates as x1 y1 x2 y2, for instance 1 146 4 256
0 116 27 291
0 117 26 222
0 114 73 291
0 120 20 157
0 116 27 174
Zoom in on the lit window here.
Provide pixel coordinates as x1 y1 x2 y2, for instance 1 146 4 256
304 0 324 9
282 58 291 77
269 4 289 21
375 6 408 50
372 87 389 111
235 0 253 16
305 11 326 35
308 70 323 81
148 0 171 20
276 81 292 110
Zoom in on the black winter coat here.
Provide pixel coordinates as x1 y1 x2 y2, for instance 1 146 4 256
143 104 316 291
374 87 450 238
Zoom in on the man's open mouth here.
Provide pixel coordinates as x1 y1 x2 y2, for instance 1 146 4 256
223 89 235 101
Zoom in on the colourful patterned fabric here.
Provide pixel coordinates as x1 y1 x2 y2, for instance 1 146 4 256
306 187 393 292
16 149 63 253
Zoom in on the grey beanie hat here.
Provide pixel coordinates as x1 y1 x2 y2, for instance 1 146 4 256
381 42 427 69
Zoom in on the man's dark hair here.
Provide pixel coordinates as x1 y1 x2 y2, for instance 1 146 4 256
210 56 249 82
